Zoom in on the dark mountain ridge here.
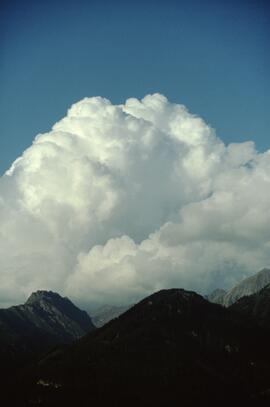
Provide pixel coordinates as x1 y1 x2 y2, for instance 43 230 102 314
230 283 270 331
21 288 270 407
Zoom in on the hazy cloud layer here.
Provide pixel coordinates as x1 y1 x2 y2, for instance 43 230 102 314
0 94 269 307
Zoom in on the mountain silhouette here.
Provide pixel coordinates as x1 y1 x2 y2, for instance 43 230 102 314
20 288 270 407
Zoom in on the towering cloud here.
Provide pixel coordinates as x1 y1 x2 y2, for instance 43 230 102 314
0 94 269 307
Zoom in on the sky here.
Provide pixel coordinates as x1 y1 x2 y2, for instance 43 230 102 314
0 0 270 308
0 0 269 175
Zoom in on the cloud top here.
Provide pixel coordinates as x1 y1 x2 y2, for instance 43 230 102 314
1 94 269 307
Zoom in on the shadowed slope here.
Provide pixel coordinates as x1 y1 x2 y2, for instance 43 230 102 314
23 289 270 407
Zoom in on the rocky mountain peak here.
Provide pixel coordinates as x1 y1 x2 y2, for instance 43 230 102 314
0 290 95 354
26 290 64 305
209 268 270 307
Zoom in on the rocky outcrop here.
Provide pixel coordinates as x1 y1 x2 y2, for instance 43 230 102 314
209 268 270 306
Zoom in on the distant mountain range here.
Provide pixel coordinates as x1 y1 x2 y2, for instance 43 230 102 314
91 268 270 326
208 268 270 306
90 304 131 327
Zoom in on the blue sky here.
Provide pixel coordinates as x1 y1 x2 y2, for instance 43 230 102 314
0 0 269 175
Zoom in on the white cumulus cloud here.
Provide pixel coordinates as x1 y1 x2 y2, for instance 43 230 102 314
0 94 269 307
